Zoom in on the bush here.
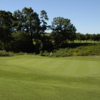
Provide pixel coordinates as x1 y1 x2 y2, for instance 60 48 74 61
0 50 14 56
12 31 34 53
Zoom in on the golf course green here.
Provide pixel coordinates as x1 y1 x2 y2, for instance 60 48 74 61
0 55 100 100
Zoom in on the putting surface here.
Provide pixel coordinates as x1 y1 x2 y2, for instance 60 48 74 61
0 55 100 100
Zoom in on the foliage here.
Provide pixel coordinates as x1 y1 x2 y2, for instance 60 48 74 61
0 10 13 49
0 50 14 56
40 10 48 34
42 43 100 57
13 7 40 39
12 31 34 52
0 8 100 54
50 17 76 47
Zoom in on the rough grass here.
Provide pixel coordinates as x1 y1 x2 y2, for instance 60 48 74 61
0 55 100 100
43 43 100 57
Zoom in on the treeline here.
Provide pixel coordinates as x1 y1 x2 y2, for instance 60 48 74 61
76 33 100 42
0 7 77 53
0 7 100 54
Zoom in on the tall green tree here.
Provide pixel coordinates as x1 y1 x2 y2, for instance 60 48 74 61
51 17 76 47
80 34 85 41
13 7 40 40
96 34 100 42
39 10 49 53
12 10 25 32
92 34 96 42
12 31 34 52
0 10 13 49
85 33 90 42
40 10 48 35
22 7 40 39
76 33 81 41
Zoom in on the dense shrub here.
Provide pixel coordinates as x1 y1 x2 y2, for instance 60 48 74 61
0 41 3 50
12 31 34 53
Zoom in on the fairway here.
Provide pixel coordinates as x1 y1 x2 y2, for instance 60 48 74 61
0 55 100 100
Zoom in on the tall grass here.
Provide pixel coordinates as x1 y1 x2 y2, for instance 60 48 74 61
42 43 100 57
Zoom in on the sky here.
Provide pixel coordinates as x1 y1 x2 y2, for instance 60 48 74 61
0 0 100 34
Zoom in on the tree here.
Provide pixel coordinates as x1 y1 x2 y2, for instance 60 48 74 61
12 10 25 33
90 34 93 42
51 17 76 47
92 34 96 42
12 31 34 52
0 10 13 49
96 34 100 42
80 34 85 41
22 7 40 38
40 10 48 35
76 33 81 41
68 24 76 43
13 7 40 40
85 33 89 42
39 10 49 53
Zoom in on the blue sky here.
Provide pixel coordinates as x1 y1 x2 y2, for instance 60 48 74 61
0 0 100 34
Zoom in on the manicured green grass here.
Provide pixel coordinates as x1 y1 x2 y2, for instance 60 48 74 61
0 55 100 100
